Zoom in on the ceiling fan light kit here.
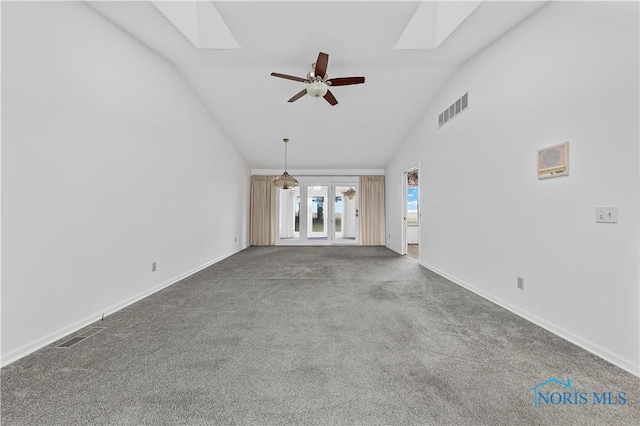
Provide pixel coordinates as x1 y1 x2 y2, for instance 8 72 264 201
271 51 365 106
307 81 328 98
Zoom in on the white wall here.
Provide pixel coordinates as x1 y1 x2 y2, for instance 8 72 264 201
1 2 250 365
386 1 640 375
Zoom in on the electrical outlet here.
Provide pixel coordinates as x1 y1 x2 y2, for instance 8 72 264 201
152 262 157 272
234 237 237 242
517 277 524 290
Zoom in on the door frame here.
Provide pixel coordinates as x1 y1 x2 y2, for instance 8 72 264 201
275 176 359 246
331 182 360 245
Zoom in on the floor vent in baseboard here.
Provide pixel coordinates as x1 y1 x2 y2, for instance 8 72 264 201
55 327 106 349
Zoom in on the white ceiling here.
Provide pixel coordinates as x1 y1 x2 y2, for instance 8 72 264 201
88 1 548 170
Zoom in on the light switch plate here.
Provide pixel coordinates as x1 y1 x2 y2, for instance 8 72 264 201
595 206 618 223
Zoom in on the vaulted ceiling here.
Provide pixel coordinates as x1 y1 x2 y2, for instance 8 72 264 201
88 1 548 170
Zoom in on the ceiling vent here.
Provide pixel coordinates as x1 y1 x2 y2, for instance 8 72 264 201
439 93 468 128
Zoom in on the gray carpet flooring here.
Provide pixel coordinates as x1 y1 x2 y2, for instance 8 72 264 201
2 246 639 425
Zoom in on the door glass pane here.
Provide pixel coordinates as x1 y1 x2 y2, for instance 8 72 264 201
308 186 328 240
335 186 357 242
279 187 300 240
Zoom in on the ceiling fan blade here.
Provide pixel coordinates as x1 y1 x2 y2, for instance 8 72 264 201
323 90 338 106
288 88 308 103
327 76 365 86
271 72 309 83
314 52 329 78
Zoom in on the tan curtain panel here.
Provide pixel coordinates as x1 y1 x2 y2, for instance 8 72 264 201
250 176 276 246
359 175 386 246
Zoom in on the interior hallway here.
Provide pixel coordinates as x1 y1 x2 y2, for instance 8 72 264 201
407 243 419 261
2 247 638 425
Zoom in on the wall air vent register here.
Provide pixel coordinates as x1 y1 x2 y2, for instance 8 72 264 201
439 93 468 128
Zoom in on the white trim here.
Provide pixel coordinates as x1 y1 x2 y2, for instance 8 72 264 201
252 169 384 176
0 0 4 366
387 245 403 255
401 170 408 255
420 261 640 378
0 1 3 366
1 248 245 367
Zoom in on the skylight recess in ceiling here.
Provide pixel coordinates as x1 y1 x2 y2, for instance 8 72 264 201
152 0 239 49
395 0 482 49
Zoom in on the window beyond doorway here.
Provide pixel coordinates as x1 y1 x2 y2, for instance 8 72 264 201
407 187 418 226
405 167 419 259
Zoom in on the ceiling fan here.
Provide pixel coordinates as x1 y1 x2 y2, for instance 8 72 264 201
271 52 365 106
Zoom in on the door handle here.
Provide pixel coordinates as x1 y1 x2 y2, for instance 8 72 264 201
356 209 359 218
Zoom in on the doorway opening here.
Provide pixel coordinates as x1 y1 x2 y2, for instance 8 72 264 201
404 167 419 260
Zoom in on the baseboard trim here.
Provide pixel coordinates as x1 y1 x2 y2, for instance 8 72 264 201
419 261 640 378
1 248 245 367
386 244 403 256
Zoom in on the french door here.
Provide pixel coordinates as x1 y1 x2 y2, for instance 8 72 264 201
276 181 359 245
